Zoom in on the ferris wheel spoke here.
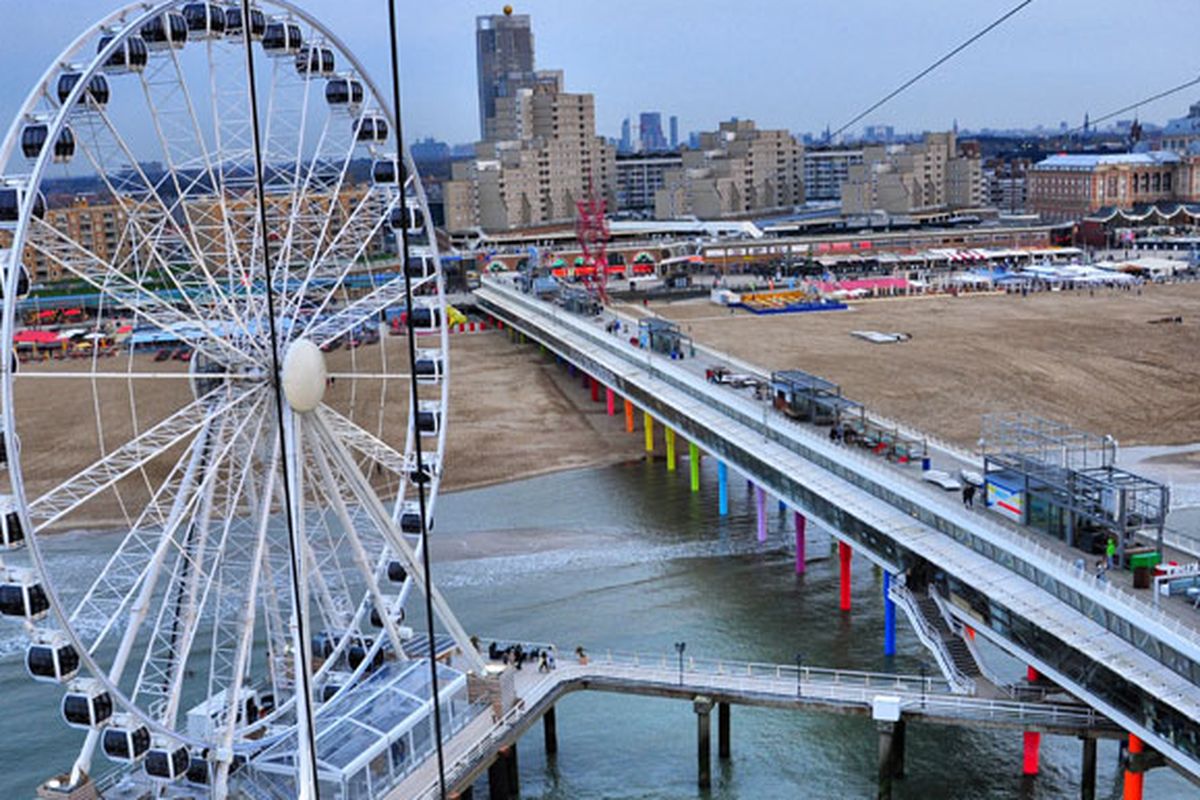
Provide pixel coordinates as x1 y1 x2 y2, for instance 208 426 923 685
73 101 261 347
159 46 264 347
28 385 259 532
283 184 399 327
316 404 411 481
24 219 257 371
308 411 482 673
304 269 431 348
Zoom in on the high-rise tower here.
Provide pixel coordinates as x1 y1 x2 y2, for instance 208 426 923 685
475 8 535 140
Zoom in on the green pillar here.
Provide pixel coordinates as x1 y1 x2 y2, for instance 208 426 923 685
689 442 701 492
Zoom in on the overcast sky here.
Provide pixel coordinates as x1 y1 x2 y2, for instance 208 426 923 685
2 0 1196 146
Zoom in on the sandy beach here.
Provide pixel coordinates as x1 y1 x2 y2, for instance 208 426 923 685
9 330 644 531
643 281 1200 449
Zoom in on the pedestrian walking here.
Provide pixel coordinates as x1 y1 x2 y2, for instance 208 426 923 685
538 651 550 673
1105 537 1117 569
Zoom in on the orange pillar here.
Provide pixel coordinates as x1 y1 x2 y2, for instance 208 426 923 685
838 541 852 611
624 400 635 433
1124 734 1145 800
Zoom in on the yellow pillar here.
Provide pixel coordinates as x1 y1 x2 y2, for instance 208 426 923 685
644 413 654 453
665 428 677 471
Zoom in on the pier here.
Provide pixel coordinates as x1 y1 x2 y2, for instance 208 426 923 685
397 647 1121 800
474 275 1200 789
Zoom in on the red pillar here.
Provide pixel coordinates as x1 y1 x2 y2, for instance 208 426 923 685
1022 731 1041 776
605 388 615 416
1124 734 1145 800
591 378 601 403
838 541 852 611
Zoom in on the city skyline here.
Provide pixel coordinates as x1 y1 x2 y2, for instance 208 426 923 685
0 1 1196 150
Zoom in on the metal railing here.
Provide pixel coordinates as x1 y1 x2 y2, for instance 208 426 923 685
409 645 1108 799
887 581 976 695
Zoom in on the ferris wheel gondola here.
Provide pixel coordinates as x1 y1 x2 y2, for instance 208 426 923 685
0 2 482 797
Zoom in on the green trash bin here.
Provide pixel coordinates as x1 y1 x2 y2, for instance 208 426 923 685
1129 551 1162 571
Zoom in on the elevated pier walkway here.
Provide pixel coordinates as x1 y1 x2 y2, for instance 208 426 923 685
475 277 1200 780
398 648 1120 800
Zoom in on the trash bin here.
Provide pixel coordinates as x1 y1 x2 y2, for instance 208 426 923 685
1133 566 1151 590
921 457 931 472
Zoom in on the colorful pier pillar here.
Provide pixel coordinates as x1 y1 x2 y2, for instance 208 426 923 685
794 512 806 574
883 572 897 656
625 400 635 433
567 362 576 377
1123 734 1145 800
1022 731 1041 776
665 428 677 471
605 387 615 416
838 542 852 611
590 377 600 403
581 371 590 389
717 462 729 516
755 485 767 543
689 442 700 492
644 413 654 453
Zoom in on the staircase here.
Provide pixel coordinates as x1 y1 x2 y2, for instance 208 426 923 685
889 580 978 694
915 594 982 680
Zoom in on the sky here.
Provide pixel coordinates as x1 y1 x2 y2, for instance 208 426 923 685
1 0 1197 146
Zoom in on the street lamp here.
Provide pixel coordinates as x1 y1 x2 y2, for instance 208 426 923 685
674 641 687 686
795 652 804 697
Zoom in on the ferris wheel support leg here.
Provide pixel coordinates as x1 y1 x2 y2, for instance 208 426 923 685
305 422 409 659
311 410 486 674
69 421 213 784
282 409 319 800
213 432 282 799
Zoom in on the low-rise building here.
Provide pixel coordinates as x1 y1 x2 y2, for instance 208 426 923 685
1025 151 1191 222
1158 100 1200 155
654 119 804 220
840 131 983 215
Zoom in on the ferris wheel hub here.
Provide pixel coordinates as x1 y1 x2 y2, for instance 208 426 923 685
280 339 326 412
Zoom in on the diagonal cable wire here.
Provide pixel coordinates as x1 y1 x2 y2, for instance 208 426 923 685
384 2 449 798
238 2 321 796
1064 73 1200 136
829 0 1035 142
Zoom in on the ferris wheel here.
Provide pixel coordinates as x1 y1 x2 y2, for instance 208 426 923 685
0 2 481 797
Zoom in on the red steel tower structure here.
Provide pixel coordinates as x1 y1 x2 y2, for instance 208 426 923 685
574 184 610 304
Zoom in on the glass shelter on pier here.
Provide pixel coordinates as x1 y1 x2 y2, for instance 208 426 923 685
246 659 476 799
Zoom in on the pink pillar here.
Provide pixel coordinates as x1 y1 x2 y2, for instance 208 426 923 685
605 387 615 416
755 486 767 543
838 542 852 611
794 512 807 575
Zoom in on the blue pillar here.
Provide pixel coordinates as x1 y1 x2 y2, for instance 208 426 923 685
883 572 897 657
778 499 786 512
718 462 729 516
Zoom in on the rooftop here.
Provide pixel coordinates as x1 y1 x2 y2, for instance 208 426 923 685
1033 151 1181 170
